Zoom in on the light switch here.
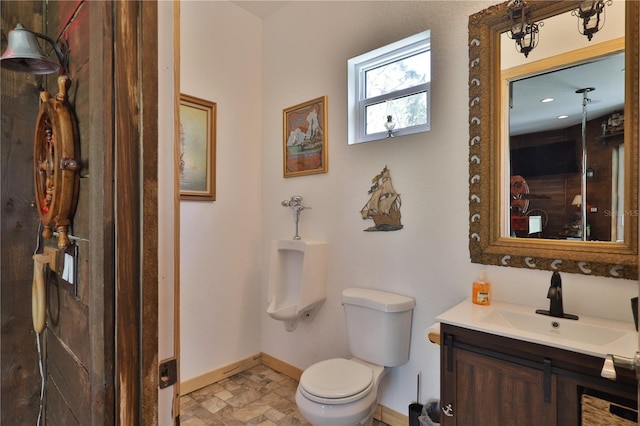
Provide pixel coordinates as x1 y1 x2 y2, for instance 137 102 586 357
60 243 78 297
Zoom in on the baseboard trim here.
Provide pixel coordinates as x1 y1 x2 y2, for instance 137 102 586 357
180 353 409 426
260 352 304 381
180 353 262 395
375 404 409 426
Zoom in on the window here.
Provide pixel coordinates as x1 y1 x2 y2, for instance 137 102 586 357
348 30 431 144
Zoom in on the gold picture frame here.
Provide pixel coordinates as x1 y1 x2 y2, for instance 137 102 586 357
283 96 328 177
179 94 216 200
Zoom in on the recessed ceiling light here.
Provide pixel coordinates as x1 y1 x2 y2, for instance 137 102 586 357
558 115 569 119
541 97 554 103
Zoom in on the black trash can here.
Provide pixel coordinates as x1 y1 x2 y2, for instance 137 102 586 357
425 400 441 424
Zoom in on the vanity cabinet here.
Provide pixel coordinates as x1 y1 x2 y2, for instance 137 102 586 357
440 324 637 426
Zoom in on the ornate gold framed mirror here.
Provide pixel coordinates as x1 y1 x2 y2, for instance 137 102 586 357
34 75 80 248
468 1 639 279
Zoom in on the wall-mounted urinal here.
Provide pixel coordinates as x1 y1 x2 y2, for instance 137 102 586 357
267 240 328 332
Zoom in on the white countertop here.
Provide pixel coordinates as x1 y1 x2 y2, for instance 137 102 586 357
435 298 638 359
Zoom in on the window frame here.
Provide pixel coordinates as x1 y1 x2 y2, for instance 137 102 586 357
348 30 431 144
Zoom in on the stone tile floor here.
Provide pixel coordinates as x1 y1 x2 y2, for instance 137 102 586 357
180 364 388 425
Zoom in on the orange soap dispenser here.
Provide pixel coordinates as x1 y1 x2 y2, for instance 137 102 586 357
472 270 491 306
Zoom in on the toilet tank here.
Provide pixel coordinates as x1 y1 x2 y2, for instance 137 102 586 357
342 288 415 367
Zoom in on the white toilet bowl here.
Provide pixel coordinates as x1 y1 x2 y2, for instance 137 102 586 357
295 358 387 426
295 288 415 425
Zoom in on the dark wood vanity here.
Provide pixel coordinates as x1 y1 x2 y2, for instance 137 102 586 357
440 323 637 426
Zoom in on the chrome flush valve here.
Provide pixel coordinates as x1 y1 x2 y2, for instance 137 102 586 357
281 195 311 240
601 352 640 380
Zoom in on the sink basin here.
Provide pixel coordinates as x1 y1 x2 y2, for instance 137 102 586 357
480 309 626 346
436 299 638 358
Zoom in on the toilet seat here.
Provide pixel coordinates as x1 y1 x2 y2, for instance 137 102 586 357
299 358 374 404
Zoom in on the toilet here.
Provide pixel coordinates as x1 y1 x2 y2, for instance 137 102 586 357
295 287 415 426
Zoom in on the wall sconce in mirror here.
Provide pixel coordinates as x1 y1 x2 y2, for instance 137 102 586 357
0 23 68 75
586 167 594 178
505 0 541 58
570 195 584 238
571 194 582 208
573 0 612 41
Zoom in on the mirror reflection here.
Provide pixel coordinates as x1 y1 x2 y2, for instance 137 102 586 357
500 2 626 242
468 0 639 279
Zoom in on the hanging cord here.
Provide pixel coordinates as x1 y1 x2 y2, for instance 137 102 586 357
33 222 45 426
35 332 45 426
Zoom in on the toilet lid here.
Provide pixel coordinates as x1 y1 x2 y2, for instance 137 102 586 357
300 358 373 402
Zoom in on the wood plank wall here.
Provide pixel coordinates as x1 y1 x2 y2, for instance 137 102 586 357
0 3 45 424
86 1 116 422
45 3 93 421
510 115 616 241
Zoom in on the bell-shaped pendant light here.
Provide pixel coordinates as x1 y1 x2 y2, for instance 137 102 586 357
1 23 63 74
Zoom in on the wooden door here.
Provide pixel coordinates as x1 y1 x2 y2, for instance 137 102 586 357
452 349 556 426
441 341 557 426
0 1 158 423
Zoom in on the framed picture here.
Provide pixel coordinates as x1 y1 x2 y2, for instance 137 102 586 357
179 94 216 200
283 96 328 177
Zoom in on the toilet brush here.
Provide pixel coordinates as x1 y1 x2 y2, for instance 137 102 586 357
409 373 423 426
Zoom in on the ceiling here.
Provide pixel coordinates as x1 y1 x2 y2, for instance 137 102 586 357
509 52 625 136
231 1 288 18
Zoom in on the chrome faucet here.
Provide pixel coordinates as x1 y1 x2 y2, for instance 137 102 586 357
281 195 311 240
535 271 579 320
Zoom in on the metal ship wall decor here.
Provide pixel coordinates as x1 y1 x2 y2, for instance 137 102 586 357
361 166 403 232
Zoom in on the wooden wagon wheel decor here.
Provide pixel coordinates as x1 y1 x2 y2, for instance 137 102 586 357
33 75 80 248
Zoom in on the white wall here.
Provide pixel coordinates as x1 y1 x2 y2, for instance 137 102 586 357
179 1 263 382
177 0 638 417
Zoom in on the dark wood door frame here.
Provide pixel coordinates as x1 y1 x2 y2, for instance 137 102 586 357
113 1 159 423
